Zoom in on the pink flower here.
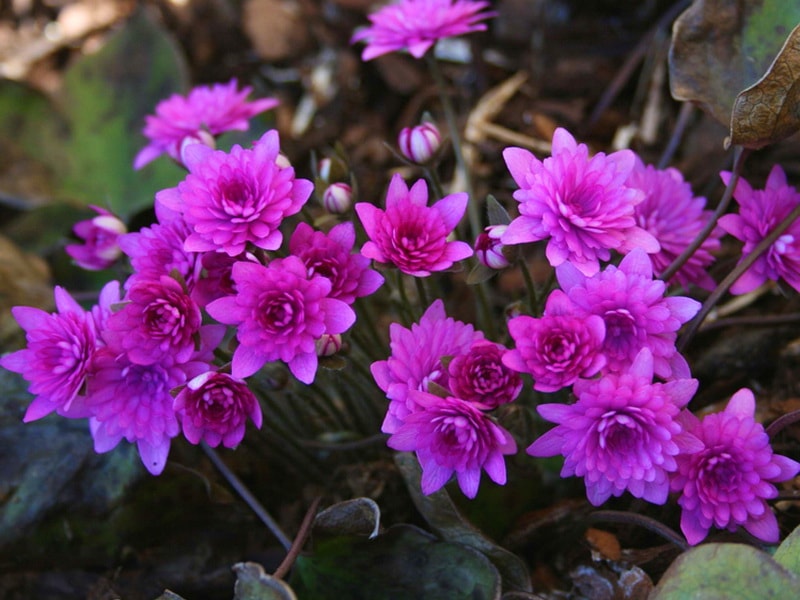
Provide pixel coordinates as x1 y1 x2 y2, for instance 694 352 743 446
191 250 259 308
65 205 127 271
206 256 356 384
289 222 384 304
398 121 441 164
156 130 313 256
356 174 472 276
504 290 606 393
718 165 800 294
388 390 517 498
475 224 511 270
627 158 721 290
556 248 700 380
351 0 495 61
0 285 111 422
174 371 263 448
371 299 483 433
447 340 522 409
528 349 702 506
103 275 218 366
502 128 659 276
134 79 278 169
671 388 800 545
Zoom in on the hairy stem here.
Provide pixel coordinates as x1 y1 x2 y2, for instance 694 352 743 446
588 509 688 550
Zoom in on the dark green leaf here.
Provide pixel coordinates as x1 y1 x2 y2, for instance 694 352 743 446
233 562 298 600
313 497 381 540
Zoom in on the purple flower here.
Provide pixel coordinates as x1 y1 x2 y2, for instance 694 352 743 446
134 79 279 169
289 222 384 304
671 388 800 545
447 340 522 409
528 349 702 506
627 158 721 290
388 390 517 498
504 290 606 393
157 130 313 256
103 275 215 366
556 248 700 380
398 121 442 164
718 165 800 294
356 174 472 277
475 224 511 270
174 371 263 448
1 286 105 422
371 299 483 433
65 205 127 271
502 128 659 276
118 204 202 292
351 0 495 61
206 256 356 384
191 250 259 308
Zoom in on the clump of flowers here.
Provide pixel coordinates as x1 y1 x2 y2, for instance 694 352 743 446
351 0 495 61
134 79 278 169
671 388 800 545
65 205 127 271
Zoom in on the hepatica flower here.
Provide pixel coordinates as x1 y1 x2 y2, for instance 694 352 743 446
351 0 495 61
134 79 278 169
447 340 522 409
174 371 263 448
504 289 606 393
528 349 702 506
502 128 659 276
206 256 356 384
65 205 127 271
157 129 313 257
388 390 517 498
356 174 472 276
718 165 800 294
371 299 482 433
671 388 800 545
556 248 700 380
627 158 721 290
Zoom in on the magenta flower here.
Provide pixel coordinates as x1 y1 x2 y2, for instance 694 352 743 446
206 256 356 384
65 205 127 271
502 128 659 276
388 390 517 498
191 250 259 308
174 371 263 448
351 0 495 61
671 388 800 545
447 340 522 409
103 275 217 366
118 204 202 292
504 290 606 393
371 299 482 433
556 248 700 380
718 165 800 294
356 174 472 277
289 222 384 304
528 349 702 505
134 79 278 169
1 286 102 422
156 130 313 256
627 158 721 290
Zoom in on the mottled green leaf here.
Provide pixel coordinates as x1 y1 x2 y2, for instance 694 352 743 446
313 497 381 539
773 524 800 577
233 562 298 600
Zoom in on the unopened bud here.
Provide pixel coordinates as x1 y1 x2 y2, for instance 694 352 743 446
475 224 510 269
65 205 127 271
176 130 216 166
316 333 343 357
322 182 353 214
398 122 441 164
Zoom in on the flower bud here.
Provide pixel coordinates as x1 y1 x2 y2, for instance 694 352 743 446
322 182 353 214
65 205 127 271
475 224 510 270
316 333 343 357
176 130 216 167
398 122 441 164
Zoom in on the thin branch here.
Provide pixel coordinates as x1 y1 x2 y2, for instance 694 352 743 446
272 496 322 580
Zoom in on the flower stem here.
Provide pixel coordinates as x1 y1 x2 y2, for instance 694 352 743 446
202 443 292 550
659 146 749 284
272 496 322 580
413 274 431 308
766 409 800 438
519 257 539 315
588 509 688 550
678 199 800 352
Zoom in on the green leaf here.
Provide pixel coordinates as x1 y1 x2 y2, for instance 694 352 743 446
291 525 501 600
773 524 800 577
233 562 298 600
57 8 189 218
669 0 800 127
650 542 800 599
313 497 381 539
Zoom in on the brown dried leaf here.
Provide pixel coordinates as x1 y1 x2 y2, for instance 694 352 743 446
729 23 800 149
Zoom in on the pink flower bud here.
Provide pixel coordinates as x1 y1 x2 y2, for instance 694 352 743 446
398 122 441 164
475 224 510 269
65 205 127 271
322 182 353 214
318 158 333 183
177 130 216 166
316 333 342 357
